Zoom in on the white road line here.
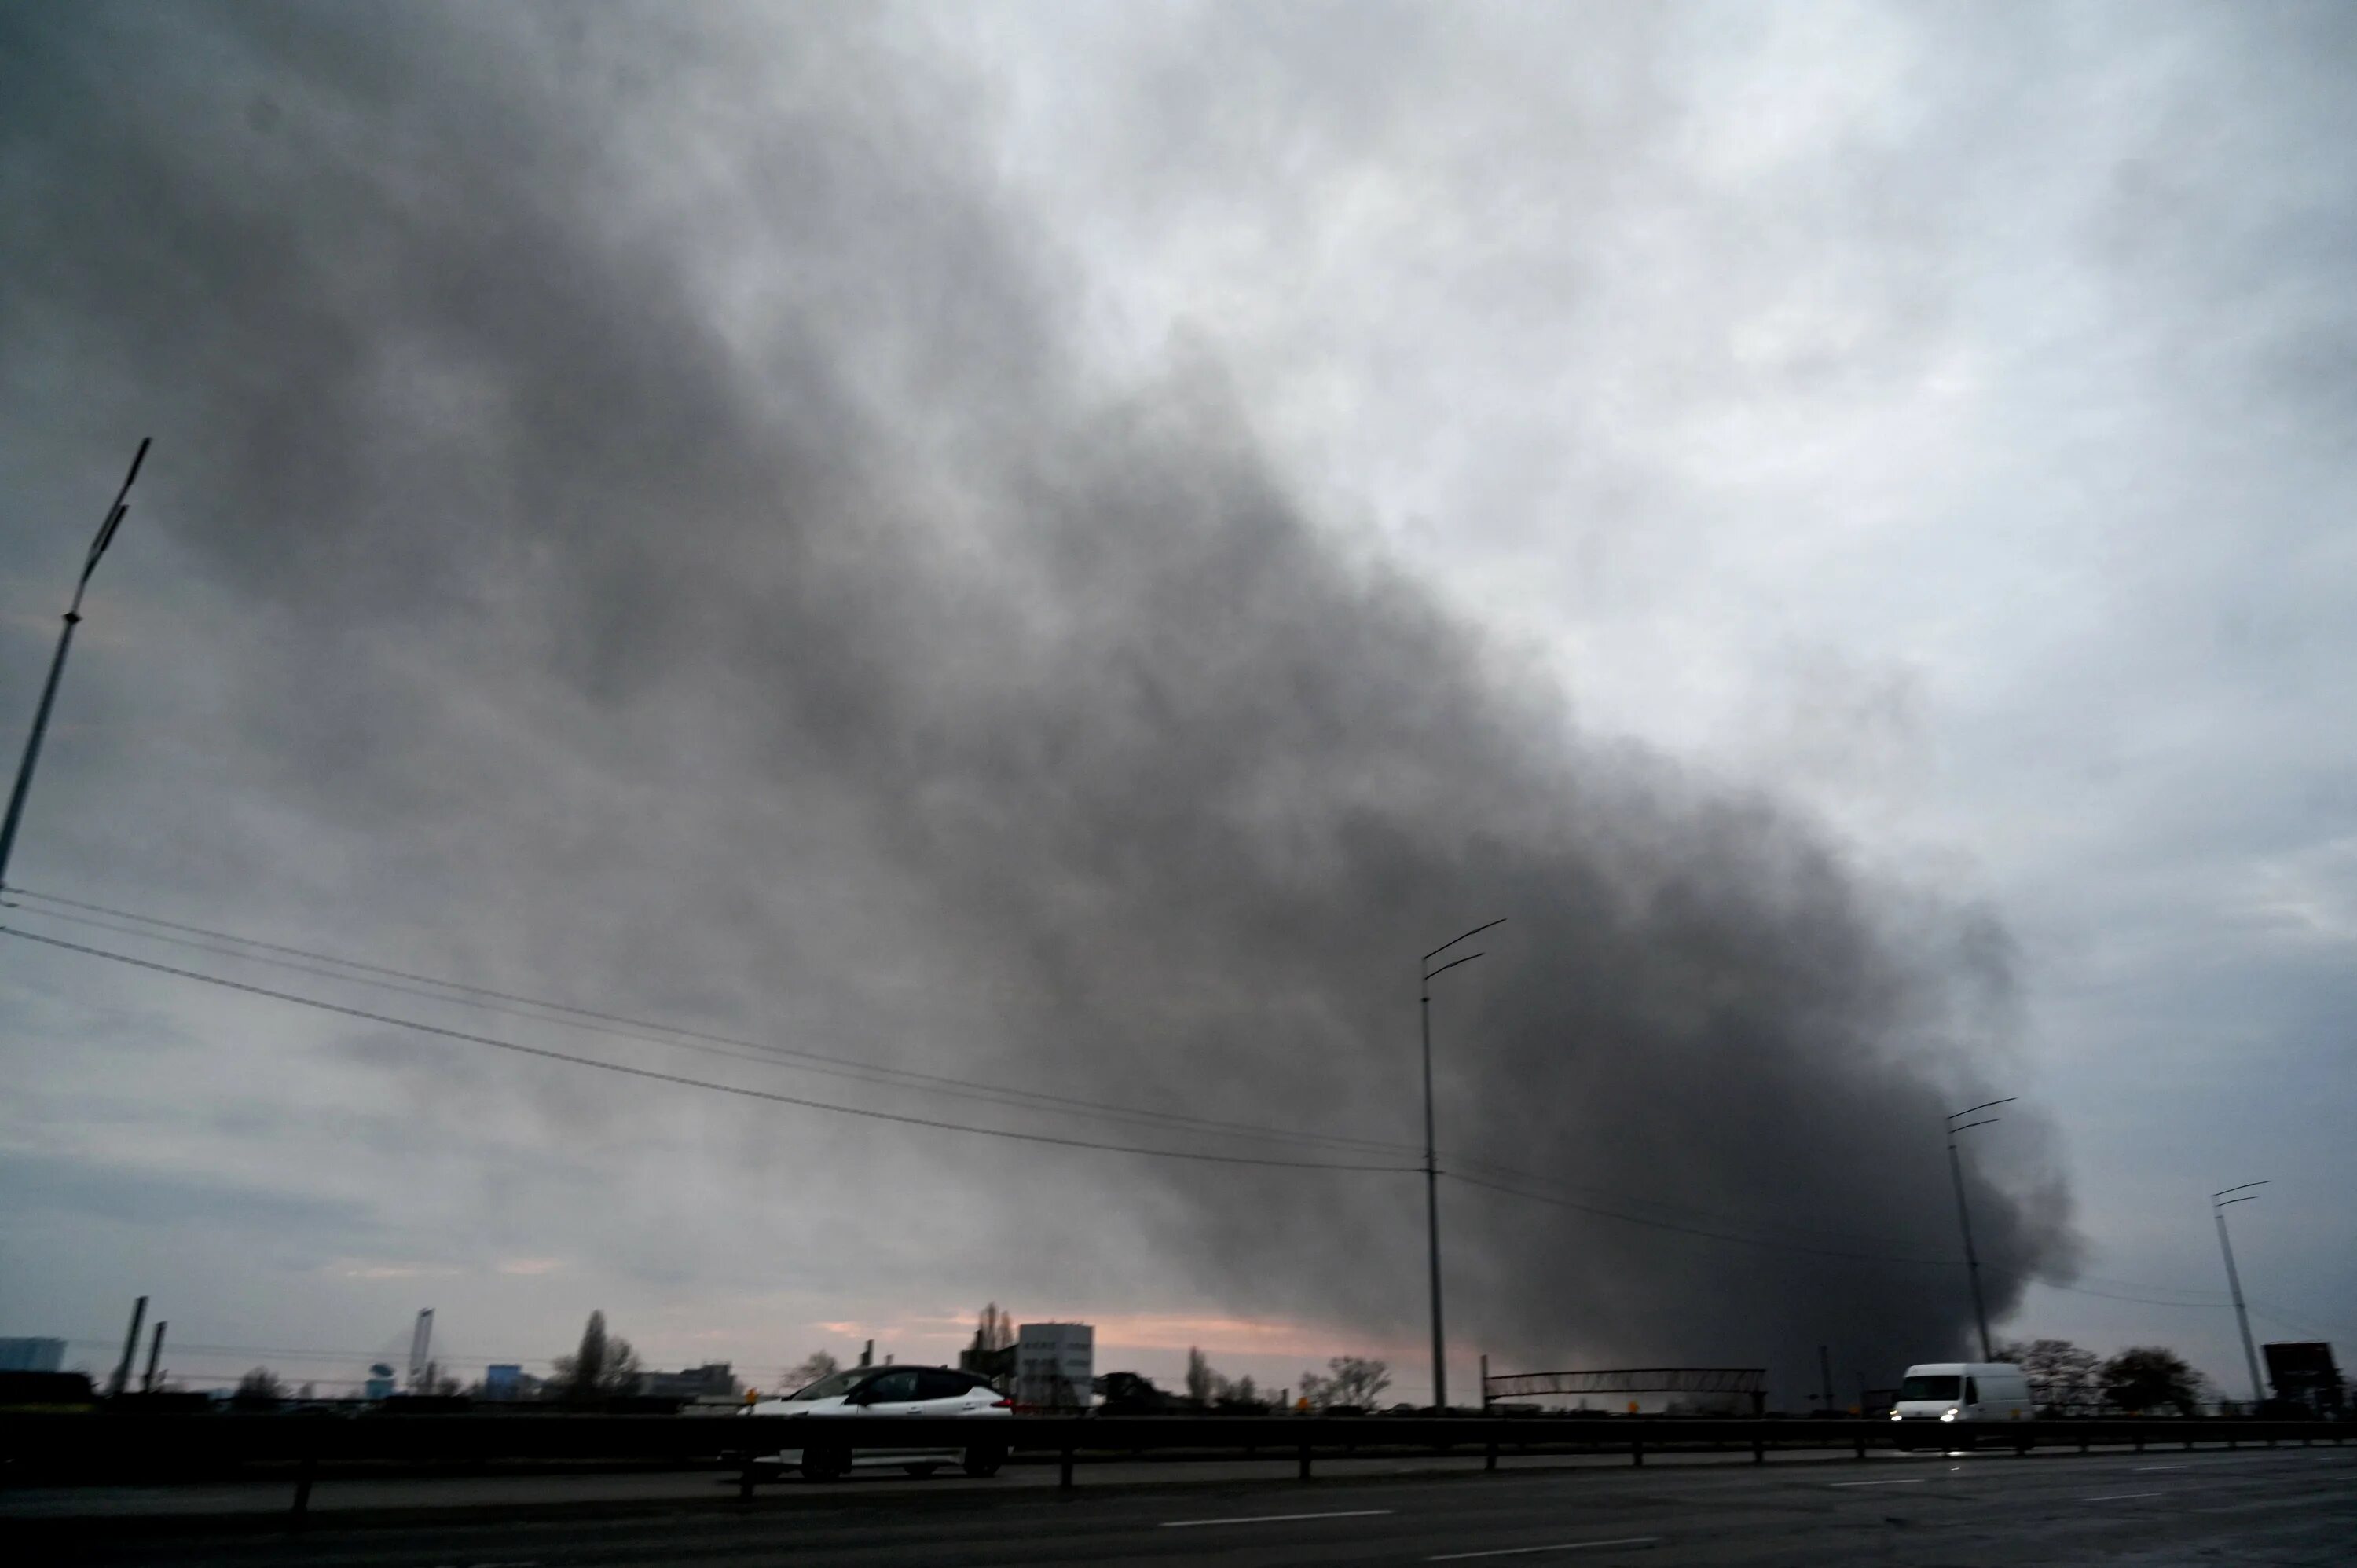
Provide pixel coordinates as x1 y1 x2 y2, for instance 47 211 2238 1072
1829 1478 1926 1487
1428 1538 1662 1562
2081 1490 2166 1502
1160 1508 1395 1528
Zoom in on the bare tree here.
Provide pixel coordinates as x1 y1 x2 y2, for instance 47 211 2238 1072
1296 1356 1391 1411
551 1310 641 1402
1185 1346 1217 1404
783 1349 840 1392
1993 1338 2100 1415
233 1367 284 1408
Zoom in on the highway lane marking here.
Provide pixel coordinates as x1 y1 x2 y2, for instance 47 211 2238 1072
1160 1508 1395 1528
1829 1478 1926 1487
1428 1537 1661 1561
2081 1490 2166 1501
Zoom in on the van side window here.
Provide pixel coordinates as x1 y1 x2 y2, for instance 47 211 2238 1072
1963 1376 1978 1403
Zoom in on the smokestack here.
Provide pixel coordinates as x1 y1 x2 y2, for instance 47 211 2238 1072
107 1296 146 1400
142 1320 167 1394
408 1309 434 1394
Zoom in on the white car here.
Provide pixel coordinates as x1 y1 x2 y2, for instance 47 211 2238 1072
740 1365 1014 1480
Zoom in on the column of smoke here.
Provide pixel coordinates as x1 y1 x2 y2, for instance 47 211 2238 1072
2 3 2077 1393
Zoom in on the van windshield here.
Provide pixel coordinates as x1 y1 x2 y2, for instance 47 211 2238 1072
1898 1375 1960 1401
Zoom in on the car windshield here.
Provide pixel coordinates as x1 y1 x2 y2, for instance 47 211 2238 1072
1898 1375 1961 1401
787 1370 868 1401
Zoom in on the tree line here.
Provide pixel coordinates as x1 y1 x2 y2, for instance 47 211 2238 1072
1993 1338 2213 1416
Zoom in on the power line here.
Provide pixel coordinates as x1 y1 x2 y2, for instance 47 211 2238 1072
0 924 1420 1175
2056 1274 2231 1302
27 888 2205 1275
1441 1152 1946 1255
16 897 1395 1156
1446 1170 1964 1267
6 887 1420 1160
1450 1173 2275 1313
64 1339 562 1366
2246 1300 2357 1341
1984 1273 2233 1310
13 896 2333 1327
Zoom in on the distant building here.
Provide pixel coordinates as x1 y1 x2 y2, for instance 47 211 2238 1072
640 1363 739 1401
1016 1323 1093 1409
481 1364 526 1400
365 1362 398 1401
2263 1343 2344 1416
0 1339 66 1373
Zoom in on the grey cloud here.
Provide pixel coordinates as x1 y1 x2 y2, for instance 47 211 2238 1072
0 1147 373 1233
0 0 2099 1395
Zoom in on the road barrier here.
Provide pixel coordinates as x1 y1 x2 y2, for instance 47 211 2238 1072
1 1412 2342 1520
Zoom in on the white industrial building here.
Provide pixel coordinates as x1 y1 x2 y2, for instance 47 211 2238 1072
1015 1322 1092 1409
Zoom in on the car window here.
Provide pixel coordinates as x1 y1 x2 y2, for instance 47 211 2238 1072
1964 1376 1979 1403
790 1369 866 1401
861 1369 921 1403
915 1370 972 1401
1897 1375 1959 1401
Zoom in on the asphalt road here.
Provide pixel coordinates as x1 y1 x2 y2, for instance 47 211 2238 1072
20 1443 2356 1566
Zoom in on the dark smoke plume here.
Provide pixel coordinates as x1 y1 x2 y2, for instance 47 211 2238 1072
0 2 2077 1395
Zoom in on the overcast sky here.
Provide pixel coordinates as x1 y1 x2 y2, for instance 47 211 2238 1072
2 0 2350 1408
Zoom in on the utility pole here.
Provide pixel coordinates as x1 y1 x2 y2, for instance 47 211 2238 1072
2212 1182 2268 1407
0 440 151 892
108 1295 148 1399
1944 1097 2014 1361
1818 1345 1835 1414
1420 918 1505 1412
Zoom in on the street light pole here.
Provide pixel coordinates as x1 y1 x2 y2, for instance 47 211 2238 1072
0 439 150 893
1420 917 1504 1412
2212 1181 2268 1407
1944 1097 2014 1362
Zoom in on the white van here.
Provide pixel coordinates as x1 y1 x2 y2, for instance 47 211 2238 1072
1890 1362 2033 1449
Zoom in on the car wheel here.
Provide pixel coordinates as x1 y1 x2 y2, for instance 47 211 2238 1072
901 1463 942 1478
801 1445 849 1482
961 1443 1006 1478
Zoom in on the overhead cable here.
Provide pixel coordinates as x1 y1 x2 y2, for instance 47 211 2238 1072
5 887 1419 1159
0 924 1419 1174
1447 1170 1965 1267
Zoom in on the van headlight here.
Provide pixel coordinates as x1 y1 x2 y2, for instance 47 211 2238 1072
1940 1409 1959 1423
1889 1411 1901 1421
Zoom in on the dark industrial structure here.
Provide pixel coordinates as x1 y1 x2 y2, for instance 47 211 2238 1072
2263 1343 2344 1417
1483 1366 1769 1416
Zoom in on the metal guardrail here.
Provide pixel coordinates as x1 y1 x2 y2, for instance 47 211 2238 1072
2 1412 2344 1520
